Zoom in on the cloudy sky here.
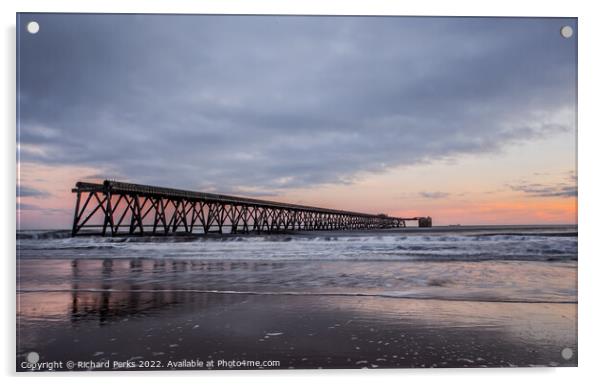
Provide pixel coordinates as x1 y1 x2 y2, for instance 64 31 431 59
17 14 577 229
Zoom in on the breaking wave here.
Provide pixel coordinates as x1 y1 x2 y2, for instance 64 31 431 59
17 228 578 262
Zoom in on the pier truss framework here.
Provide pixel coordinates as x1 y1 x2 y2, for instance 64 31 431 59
71 180 431 236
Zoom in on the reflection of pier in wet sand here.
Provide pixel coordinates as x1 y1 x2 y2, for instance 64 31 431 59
68 258 286 324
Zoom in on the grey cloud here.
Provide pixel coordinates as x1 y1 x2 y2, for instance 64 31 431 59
17 202 69 215
567 170 578 182
509 170 577 198
17 202 40 210
17 185 50 197
419 191 451 199
510 183 577 198
225 189 282 198
17 15 577 193
81 173 110 180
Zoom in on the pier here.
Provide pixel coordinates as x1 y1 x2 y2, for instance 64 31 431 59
71 180 432 236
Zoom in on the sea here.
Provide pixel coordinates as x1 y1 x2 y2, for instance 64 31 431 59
17 225 577 304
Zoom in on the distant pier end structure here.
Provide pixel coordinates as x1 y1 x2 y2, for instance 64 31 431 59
71 180 432 236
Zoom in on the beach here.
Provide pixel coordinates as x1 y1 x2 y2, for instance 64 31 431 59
16 225 578 370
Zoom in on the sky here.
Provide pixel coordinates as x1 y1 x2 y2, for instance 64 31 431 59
16 14 577 229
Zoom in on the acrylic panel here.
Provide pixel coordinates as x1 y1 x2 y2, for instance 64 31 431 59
16 13 577 371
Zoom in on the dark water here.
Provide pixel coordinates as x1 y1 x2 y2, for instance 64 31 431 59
16 225 577 370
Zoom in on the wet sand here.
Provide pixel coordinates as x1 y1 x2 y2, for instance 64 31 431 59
17 290 577 370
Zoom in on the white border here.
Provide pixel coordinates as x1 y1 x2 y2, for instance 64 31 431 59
3 1 601 384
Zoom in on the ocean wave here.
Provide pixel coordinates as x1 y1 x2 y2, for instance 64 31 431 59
17 230 72 240
17 233 578 246
16 228 577 262
17 228 577 241
16 287 577 304
15 253 577 262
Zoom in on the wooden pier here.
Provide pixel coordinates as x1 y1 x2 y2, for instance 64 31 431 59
71 180 432 236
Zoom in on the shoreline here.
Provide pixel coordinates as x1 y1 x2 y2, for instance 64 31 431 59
17 224 578 240
17 291 577 371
